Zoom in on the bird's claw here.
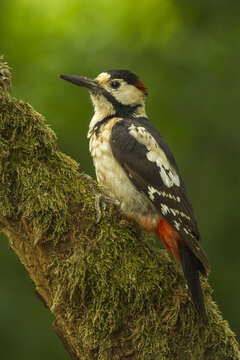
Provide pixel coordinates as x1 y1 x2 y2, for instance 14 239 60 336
80 173 119 224
95 193 119 224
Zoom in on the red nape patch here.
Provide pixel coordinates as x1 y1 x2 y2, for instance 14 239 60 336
156 217 183 263
136 79 148 94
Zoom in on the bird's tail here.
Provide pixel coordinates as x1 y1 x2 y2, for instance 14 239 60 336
156 217 208 323
178 242 208 323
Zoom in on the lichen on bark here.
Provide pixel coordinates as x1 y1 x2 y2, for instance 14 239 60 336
0 58 239 360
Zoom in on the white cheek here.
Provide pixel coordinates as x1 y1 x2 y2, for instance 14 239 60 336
115 85 141 105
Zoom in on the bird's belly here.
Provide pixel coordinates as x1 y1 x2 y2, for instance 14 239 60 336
89 134 157 221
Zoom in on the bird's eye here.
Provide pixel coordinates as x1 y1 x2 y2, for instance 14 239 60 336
110 80 120 89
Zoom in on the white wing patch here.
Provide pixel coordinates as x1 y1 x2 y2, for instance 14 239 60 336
161 204 170 215
147 184 191 227
174 220 181 231
148 186 181 203
183 226 195 238
158 203 191 223
129 124 180 188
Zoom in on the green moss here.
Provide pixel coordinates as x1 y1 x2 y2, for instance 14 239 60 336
0 60 239 359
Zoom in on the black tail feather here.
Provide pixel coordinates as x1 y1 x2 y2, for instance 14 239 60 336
179 243 208 324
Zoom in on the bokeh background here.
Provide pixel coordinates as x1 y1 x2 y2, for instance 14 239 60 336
0 0 240 358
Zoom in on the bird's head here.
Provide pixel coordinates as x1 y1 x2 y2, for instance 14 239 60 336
60 70 148 118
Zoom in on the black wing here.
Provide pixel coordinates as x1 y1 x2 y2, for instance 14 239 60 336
110 117 209 273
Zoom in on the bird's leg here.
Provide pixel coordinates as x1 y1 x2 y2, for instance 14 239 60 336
81 173 119 224
95 193 120 224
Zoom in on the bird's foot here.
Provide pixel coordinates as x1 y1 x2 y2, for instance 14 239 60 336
95 193 120 224
81 173 119 224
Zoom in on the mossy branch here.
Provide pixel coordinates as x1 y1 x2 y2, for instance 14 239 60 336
0 58 239 360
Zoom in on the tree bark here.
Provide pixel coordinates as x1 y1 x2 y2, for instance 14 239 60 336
0 57 239 359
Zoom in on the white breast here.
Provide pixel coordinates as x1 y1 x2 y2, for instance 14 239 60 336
88 118 157 219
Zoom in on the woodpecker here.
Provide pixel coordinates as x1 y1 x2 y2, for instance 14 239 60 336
60 70 210 323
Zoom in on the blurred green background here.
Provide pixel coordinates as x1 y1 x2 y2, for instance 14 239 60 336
0 0 240 358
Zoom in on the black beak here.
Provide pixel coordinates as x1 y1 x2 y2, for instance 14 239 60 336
60 74 100 92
